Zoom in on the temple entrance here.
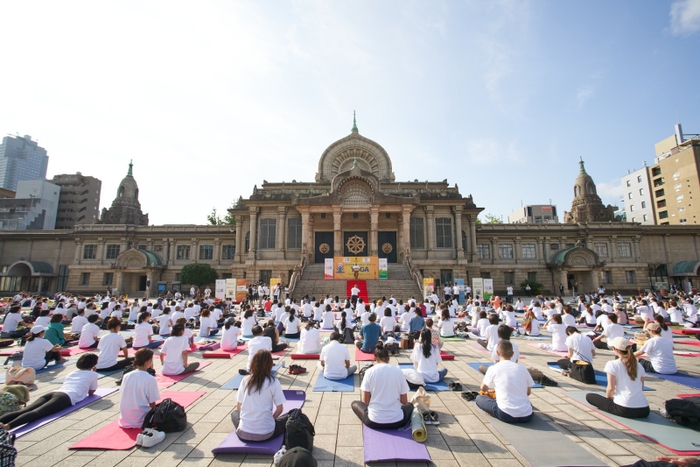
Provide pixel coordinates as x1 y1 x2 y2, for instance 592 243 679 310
343 231 368 256
315 232 334 263
378 231 397 263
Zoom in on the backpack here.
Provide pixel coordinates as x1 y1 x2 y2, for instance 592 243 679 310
341 327 355 344
141 398 188 432
665 397 700 429
359 363 374 384
284 408 315 452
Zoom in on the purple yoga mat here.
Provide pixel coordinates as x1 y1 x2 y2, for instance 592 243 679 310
362 424 431 463
12 387 119 438
211 390 306 455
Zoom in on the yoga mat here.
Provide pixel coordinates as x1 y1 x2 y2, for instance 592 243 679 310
60 347 90 356
212 390 305 454
280 337 299 342
566 391 700 455
678 393 700 398
672 328 700 335
545 362 653 390
674 350 700 357
362 424 431 463
12 388 119 438
155 360 211 389
355 347 375 361
221 362 282 390
440 350 454 360
644 370 700 391
467 362 543 388
291 353 319 359
203 347 245 358
397 363 449 391
69 391 206 450
526 343 568 357
487 412 607 467
313 372 354 392
198 342 220 351
677 340 700 348
410 408 427 442
440 336 465 342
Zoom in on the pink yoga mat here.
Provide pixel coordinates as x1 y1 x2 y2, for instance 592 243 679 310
291 353 319 360
677 340 700 348
440 351 454 360
672 328 700 335
355 347 375 361
69 391 205 450
60 347 91 356
155 361 212 389
678 393 700 398
526 342 568 357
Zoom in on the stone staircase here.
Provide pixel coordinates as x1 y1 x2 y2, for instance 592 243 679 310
291 263 423 302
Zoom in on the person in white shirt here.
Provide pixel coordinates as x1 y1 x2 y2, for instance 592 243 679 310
668 300 685 325
70 309 88 334
170 306 185 325
410 329 447 385
476 340 534 423
231 350 287 441
561 307 576 327
128 303 141 323
133 312 163 350
96 318 134 372
240 309 257 338
298 322 322 354
351 342 412 429
586 337 649 419
541 314 568 352
503 305 517 329
221 320 242 351
160 324 199 376
530 303 543 321
78 315 102 349
320 305 335 330
282 309 301 339
556 326 597 383
320 332 356 380
301 301 314 319
592 314 624 349
594 311 611 332
2 306 29 337
118 348 160 428
437 309 455 337
379 308 396 334
684 300 699 324
313 302 324 322
646 315 673 345
635 300 654 325
244 326 273 373
477 314 501 351
198 308 218 339
156 307 173 338
1 353 99 430
22 325 67 370
635 323 677 375
474 311 490 337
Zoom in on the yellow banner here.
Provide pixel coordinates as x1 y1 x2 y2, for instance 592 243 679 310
423 278 435 300
269 277 281 296
333 257 378 280
235 279 247 302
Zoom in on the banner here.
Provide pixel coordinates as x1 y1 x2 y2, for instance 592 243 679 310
454 278 465 303
235 279 247 302
333 256 378 280
472 278 483 302
378 258 388 279
225 278 237 300
324 258 334 280
423 278 435 300
215 279 226 300
269 277 281 296
483 278 494 301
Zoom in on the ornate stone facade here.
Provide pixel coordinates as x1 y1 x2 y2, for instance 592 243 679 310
564 158 618 224
99 161 149 226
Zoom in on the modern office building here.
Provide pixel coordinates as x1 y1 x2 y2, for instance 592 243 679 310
508 205 559 224
0 180 60 230
620 166 655 224
50 173 102 229
0 135 49 191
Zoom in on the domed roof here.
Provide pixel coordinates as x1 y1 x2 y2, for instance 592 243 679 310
114 160 140 203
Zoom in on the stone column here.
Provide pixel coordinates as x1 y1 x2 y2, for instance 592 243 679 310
26 240 33 262
609 236 618 261
169 238 176 264
370 207 379 256
308 214 314 258
401 205 413 258
54 239 63 273
469 215 478 262
333 207 342 257
514 237 521 265
454 206 464 259
277 207 287 260
425 206 435 258
97 238 105 265
300 208 309 258
490 237 498 265
633 236 641 263
115 271 124 294
74 239 83 264
248 209 258 260
663 234 671 264
235 216 244 262
694 234 700 261
214 238 221 265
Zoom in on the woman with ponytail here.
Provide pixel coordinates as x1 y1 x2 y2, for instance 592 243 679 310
133 312 163 350
409 328 447 386
585 337 649 418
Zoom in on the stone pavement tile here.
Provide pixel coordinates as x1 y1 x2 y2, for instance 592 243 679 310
21 428 84 456
504 445 530 466
468 433 513 459
115 457 155 467
16 455 37 467
334 445 365 467
21 449 80 467
454 414 492 434
438 422 475 446
425 432 457 460
609 455 642 466
339 407 362 424
428 460 460 467
213 418 233 433
150 442 195 463
173 422 217 445
335 423 362 446
312 434 337 460
315 415 341 435
83 450 133 467
576 441 619 467
450 444 492 467
569 429 632 456
617 440 674 458
487 459 525 467
315 461 334 467
207 453 245 467
186 431 227 458
196 406 230 424
177 457 214 466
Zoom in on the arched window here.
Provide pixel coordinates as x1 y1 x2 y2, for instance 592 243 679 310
574 186 580 197
118 186 125 198
134 188 139 199
587 183 595 195
341 180 371 206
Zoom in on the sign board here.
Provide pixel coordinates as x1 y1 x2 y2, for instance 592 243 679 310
472 278 484 302
235 279 247 302
333 256 378 280
225 279 237 300
269 277 281 295
215 279 226 300
324 258 334 280
454 278 465 303
483 278 494 301
378 258 388 279
423 278 435 300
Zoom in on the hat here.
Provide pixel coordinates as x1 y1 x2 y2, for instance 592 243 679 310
608 336 632 351
3 384 30 404
647 323 662 333
278 447 317 467
30 325 46 334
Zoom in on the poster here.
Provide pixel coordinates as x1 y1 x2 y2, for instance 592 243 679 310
483 278 494 301
269 277 281 295
333 256 378 280
215 279 226 300
225 278 237 300
324 258 334 280
378 258 388 279
454 278 465 303
423 277 435 300
472 278 483 301
235 279 247 302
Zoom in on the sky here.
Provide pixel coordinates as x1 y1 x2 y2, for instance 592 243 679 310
1 0 699 225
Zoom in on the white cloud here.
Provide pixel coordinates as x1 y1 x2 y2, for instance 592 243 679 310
464 138 524 167
670 0 700 36
596 180 625 206
575 85 596 111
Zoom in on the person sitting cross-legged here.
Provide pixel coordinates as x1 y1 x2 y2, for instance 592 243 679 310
320 332 356 380
355 313 381 354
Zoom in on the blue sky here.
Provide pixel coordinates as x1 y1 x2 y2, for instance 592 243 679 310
1 0 699 224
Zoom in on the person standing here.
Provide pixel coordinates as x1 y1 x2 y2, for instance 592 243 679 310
351 284 360 306
506 284 514 304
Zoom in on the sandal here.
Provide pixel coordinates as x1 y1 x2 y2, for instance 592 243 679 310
461 391 479 401
448 382 463 392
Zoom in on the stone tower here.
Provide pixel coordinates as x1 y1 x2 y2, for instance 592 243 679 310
99 161 149 225
564 158 618 224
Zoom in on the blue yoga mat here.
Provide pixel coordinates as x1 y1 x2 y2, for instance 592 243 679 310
466 362 543 388
546 362 653 390
645 371 700 390
397 363 449 391
222 363 282 390
313 372 355 392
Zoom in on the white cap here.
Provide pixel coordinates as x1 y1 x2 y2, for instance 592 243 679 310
30 325 46 334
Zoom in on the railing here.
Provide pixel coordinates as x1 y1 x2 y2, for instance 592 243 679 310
404 252 424 298
288 254 308 297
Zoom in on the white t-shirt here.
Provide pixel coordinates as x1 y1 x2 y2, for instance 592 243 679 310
171 310 185 324
22 338 55 370
35 316 51 328
360 363 410 424
321 311 335 329
133 322 153 348
640 336 677 374
71 315 88 333
476 318 490 337
529 318 541 336
602 323 624 342
437 318 455 337
561 314 576 327
482 360 534 418
604 359 647 408
236 376 286 436
198 317 215 338
483 325 501 352
669 307 684 324
491 341 520 363
565 332 595 363
547 323 568 352
246 336 273 371
119 369 160 428
157 314 173 336
79 323 101 348
302 303 314 318
320 341 351 380
59 369 99 405
3 313 23 332
531 307 543 321
96 333 128 369
410 343 442 383
298 327 320 354
221 325 242 351
379 316 395 333
161 335 190 375
544 307 557 320
241 316 256 336
128 307 140 322
283 317 300 335
504 311 517 328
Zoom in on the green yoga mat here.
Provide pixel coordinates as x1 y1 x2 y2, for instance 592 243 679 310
441 336 466 342
565 391 700 454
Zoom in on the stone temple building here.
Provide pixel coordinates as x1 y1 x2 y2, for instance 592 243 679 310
0 119 699 297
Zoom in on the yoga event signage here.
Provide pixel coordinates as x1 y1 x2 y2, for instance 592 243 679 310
324 258 334 280
378 258 388 279
333 256 378 280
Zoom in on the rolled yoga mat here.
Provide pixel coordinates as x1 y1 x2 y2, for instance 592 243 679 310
362 424 431 463
410 408 427 442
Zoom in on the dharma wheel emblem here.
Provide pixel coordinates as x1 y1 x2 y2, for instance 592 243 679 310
319 243 330 254
382 243 393 254
345 235 366 254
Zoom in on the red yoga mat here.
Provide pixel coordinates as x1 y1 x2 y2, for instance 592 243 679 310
346 280 369 302
440 351 455 360
678 340 700 348
69 391 206 450
355 347 375 361
60 347 90 357
672 328 700 335
291 354 320 360
203 344 246 358
155 361 212 389
678 393 700 398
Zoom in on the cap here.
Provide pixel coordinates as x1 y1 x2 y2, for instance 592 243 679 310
30 325 46 334
608 336 632 351
647 323 661 333
278 447 317 467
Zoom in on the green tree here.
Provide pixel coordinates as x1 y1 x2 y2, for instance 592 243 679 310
180 263 218 288
222 200 237 226
520 279 544 296
476 213 502 224
207 208 223 225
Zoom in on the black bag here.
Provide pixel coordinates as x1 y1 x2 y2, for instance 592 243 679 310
0 428 16 467
665 397 700 429
569 360 596 385
115 365 135 386
359 363 374 384
341 327 355 344
141 398 187 432
284 408 315 452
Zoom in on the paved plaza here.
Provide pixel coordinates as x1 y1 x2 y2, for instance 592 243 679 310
13 310 700 467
